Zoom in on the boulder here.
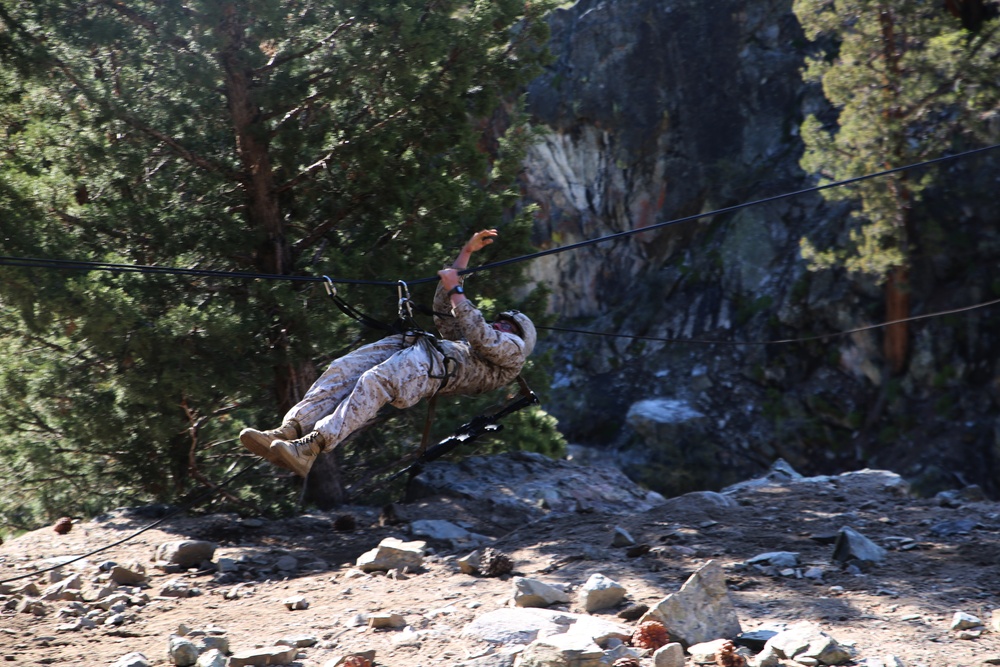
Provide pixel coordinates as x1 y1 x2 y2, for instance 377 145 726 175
763 621 853 665
640 560 741 648
513 576 571 608
154 540 216 569
356 537 426 573
832 526 887 565
577 573 626 612
462 607 630 647
228 646 299 667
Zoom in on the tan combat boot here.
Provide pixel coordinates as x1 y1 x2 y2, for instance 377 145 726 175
270 431 326 478
240 421 301 466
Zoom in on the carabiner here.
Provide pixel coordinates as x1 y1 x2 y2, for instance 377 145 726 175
397 280 414 321
322 275 337 297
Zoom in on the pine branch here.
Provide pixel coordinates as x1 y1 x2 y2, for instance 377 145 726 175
254 19 356 74
94 0 197 52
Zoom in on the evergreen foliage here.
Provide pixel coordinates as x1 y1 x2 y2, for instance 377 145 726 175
0 0 560 533
792 0 1000 371
794 0 1000 278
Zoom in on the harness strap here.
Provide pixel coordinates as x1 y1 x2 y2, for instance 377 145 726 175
416 334 456 453
420 394 439 454
323 276 402 334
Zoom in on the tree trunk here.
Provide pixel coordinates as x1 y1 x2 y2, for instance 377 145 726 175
305 452 348 509
217 5 343 505
884 266 910 375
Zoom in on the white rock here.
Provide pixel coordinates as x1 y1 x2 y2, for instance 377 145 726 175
641 560 742 647
159 578 194 598
764 621 853 665
109 562 148 585
752 644 782 667
168 635 200 667
154 540 216 569
109 652 151 667
578 573 627 612
654 642 685 667
611 525 636 547
216 557 239 573
462 607 630 646
832 526 887 564
855 656 905 667
195 635 229 654
513 576 571 608
950 611 982 631
356 537 426 573
392 626 422 647
688 638 730 663
276 634 318 648
368 612 407 629
344 612 369 627
228 645 299 667
457 550 482 575
283 595 309 610
411 519 471 540
195 649 227 667
746 552 800 568
41 574 84 601
55 618 96 632
517 631 603 667
462 607 574 645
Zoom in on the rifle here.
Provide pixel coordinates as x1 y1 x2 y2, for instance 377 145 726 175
345 377 538 502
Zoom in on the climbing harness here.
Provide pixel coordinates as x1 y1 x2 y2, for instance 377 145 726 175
324 277 458 449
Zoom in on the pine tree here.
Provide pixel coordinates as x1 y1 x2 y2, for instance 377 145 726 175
793 0 1000 373
0 0 557 527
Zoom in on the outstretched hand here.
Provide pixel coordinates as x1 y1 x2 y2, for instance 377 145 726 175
464 229 498 254
451 228 498 272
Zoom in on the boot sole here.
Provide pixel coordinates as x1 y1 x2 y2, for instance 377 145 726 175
240 429 290 469
271 442 316 478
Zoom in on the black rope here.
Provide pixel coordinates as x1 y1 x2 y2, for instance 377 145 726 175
461 142 1000 279
0 142 997 287
0 255 393 286
536 294 1000 346
0 459 261 586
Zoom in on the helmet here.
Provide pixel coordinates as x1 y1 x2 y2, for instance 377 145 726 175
498 310 536 357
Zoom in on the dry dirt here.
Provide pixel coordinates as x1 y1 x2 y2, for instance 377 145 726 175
2 462 1000 667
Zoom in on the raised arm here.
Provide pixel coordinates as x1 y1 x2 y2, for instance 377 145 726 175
434 229 498 339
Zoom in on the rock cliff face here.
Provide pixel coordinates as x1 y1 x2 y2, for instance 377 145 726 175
519 0 1000 497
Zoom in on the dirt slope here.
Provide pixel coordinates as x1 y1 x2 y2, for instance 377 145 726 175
1 463 999 667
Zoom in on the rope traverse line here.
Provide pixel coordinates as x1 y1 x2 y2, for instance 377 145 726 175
0 460 261 586
463 142 1000 278
537 293 1000 346
0 256 398 286
0 142 997 286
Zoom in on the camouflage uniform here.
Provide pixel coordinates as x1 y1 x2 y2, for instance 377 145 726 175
283 282 529 451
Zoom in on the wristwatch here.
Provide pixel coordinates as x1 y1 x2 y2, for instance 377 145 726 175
447 285 465 297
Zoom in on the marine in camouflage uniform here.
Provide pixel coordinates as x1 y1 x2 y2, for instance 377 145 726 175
240 230 537 477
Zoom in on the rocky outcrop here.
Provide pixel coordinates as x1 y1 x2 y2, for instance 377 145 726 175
518 0 1000 498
